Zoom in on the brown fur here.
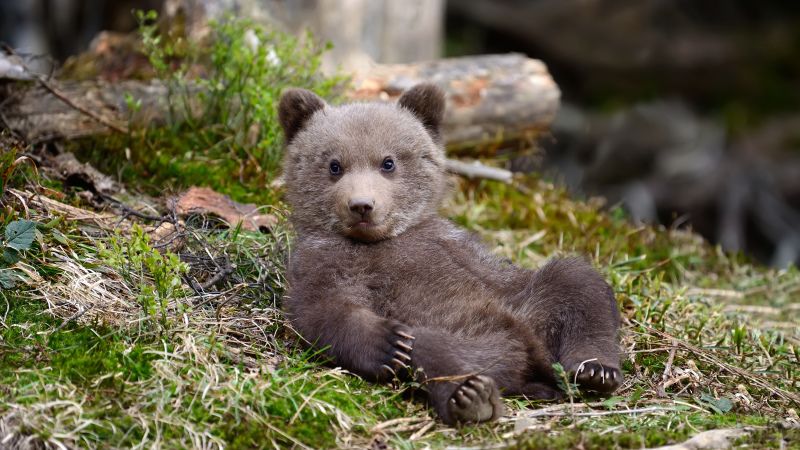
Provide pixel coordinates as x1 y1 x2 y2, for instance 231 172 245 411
279 84 623 425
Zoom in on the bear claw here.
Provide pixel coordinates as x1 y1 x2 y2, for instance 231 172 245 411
395 341 413 352
379 322 415 380
573 361 622 394
396 330 415 340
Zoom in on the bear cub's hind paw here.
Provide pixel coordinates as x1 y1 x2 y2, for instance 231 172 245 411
572 360 623 394
447 375 504 424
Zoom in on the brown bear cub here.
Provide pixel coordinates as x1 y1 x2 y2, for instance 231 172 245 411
278 84 623 425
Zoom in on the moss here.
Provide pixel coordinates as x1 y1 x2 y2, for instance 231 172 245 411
0 295 155 388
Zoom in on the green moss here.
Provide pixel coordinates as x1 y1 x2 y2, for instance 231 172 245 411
0 296 156 387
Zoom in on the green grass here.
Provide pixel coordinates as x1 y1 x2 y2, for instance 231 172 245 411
1 14 799 450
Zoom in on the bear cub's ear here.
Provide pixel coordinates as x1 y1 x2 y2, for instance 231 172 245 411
398 83 446 140
279 88 326 143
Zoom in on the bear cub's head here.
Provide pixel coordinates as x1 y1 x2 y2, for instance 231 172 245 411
279 84 447 242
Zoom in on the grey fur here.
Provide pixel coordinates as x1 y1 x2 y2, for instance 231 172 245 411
279 84 623 425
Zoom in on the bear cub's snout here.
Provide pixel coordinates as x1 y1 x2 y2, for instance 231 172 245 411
348 197 374 219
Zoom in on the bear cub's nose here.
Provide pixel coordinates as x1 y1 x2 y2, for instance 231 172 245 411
349 198 375 218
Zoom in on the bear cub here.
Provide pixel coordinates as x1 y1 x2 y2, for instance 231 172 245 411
279 84 623 425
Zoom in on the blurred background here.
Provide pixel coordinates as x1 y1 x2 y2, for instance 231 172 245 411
2 0 800 268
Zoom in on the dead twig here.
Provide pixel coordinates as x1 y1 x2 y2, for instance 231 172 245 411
408 420 436 440
662 373 693 391
8 188 120 228
182 273 206 297
657 342 678 397
2 44 128 135
1 294 10 329
100 193 166 223
445 159 512 182
199 261 235 291
39 80 128 134
371 416 428 432
52 304 94 333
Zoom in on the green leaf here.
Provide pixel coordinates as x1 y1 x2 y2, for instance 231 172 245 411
713 397 733 413
601 396 625 409
2 248 19 264
5 220 37 251
628 386 646 405
698 394 734 414
0 268 20 289
43 217 62 229
52 229 70 245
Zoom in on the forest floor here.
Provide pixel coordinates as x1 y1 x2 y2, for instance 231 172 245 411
2 148 798 449
1 17 799 450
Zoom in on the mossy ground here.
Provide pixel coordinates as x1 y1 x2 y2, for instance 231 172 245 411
1 15 799 450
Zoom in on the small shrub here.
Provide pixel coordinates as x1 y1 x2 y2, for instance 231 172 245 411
101 225 188 331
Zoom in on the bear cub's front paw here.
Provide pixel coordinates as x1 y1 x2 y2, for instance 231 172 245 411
572 360 623 394
447 375 504 425
374 320 415 381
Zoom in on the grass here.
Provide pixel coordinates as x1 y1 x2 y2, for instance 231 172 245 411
1 14 799 450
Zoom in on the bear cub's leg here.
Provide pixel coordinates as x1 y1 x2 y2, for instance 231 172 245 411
513 258 624 394
407 327 533 425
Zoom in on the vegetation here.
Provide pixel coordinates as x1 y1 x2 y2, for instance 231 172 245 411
1 14 798 450
70 11 343 205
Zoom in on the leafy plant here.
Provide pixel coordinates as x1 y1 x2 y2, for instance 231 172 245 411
101 225 188 331
552 362 579 401
731 324 747 354
0 219 38 289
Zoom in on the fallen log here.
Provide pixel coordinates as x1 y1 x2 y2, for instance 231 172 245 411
0 53 559 153
348 54 560 153
0 79 173 142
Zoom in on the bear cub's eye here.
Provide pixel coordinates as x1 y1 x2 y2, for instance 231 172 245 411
381 157 395 173
329 160 342 176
